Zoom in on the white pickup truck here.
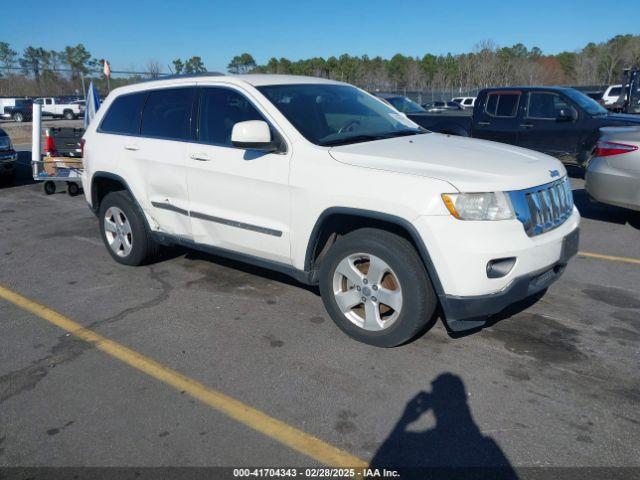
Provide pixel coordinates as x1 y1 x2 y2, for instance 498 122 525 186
81 74 580 347
35 97 84 120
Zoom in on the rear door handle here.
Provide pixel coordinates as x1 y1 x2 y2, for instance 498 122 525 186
189 153 211 161
477 121 490 126
124 145 139 151
520 124 534 129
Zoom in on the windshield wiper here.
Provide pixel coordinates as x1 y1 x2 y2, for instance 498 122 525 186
319 130 423 147
386 130 424 137
319 134 389 147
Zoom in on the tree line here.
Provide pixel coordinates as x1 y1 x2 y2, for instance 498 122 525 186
1 34 639 97
0 40 208 96
230 34 640 93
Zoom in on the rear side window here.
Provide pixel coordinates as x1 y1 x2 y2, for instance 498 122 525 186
608 87 622 97
99 92 146 135
485 92 520 117
141 88 195 140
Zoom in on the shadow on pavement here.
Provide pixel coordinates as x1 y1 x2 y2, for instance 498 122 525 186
573 188 640 229
181 249 319 294
443 291 544 340
371 373 518 480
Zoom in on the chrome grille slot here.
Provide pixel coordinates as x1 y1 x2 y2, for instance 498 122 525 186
509 178 574 237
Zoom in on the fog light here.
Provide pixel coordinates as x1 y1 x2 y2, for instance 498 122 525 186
486 257 516 279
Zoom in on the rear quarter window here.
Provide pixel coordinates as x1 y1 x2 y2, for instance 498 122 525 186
99 92 147 135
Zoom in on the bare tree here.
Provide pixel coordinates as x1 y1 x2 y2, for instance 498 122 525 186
147 60 162 79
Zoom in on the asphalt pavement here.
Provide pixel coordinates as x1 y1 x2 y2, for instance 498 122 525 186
0 148 639 477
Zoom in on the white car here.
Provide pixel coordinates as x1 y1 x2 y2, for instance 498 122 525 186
602 85 623 107
82 74 580 347
35 97 85 120
451 96 476 109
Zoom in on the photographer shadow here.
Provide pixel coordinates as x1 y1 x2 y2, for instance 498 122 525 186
371 373 518 480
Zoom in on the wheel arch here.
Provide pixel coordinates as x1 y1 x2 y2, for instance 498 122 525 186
91 171 156 239
304 207 446 298
90 172 131 212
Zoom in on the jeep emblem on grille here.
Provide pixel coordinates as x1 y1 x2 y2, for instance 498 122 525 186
549 169 560 178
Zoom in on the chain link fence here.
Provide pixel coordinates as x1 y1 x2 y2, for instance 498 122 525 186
0 67 169 98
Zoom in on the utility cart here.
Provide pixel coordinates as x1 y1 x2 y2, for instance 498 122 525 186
32 157 83 196
32 126 84 196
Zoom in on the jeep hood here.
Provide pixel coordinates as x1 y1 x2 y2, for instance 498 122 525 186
328 133 566 192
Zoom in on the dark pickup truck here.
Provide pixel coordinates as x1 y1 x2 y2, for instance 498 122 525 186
395 87 640 165
0 128 18 177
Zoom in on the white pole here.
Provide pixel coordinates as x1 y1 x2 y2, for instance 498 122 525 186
32 103 42 179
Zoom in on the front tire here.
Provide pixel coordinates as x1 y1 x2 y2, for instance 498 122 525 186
98 191 159 266
319 228 437 347
13 112 24 122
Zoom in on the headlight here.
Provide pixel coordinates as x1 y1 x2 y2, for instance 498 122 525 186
441 192 515 221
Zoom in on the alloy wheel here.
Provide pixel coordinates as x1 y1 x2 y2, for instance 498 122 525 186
104 207 133 257
332 253 403 331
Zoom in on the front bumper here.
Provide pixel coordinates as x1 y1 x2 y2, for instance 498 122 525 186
441 228 579 331
0 152 17 173
414 207 580 331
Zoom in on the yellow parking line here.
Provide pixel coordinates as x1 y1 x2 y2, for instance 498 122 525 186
0 284 367 468
578 251 640 266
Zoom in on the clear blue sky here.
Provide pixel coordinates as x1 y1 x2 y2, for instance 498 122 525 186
4 0 638 73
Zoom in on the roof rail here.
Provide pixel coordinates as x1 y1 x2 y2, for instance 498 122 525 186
139 71 225 83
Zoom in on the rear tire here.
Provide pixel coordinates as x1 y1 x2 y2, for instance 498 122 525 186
63 110 76 120
319 228 437 347
98 191 159 266
13 112 24 122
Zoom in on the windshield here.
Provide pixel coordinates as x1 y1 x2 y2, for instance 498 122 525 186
563 88 608 116
257 84 425 146
386 96 426 114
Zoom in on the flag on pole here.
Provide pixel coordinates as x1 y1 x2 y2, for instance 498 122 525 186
84 80 101 129
103 60 111 78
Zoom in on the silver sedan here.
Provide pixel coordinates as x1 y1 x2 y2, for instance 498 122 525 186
586 126 640 212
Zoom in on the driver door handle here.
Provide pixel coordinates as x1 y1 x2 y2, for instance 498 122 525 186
477 121 490 126
190 153 211 162
124 145 139 151
519 124 534 129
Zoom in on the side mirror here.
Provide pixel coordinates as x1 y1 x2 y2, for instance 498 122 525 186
557 107 577 122
231 120 277 152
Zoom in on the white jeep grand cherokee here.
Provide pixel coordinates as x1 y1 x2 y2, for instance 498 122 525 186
82 74 580 347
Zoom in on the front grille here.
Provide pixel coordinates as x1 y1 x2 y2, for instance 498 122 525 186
509 177 574 237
